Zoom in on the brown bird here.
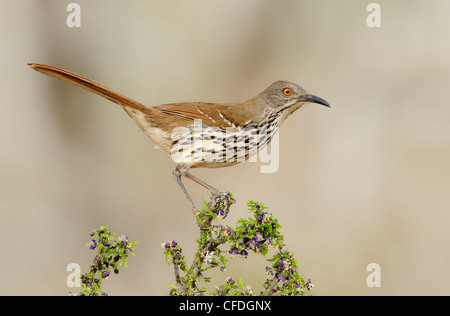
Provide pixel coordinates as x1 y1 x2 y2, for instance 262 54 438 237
28 63 329 214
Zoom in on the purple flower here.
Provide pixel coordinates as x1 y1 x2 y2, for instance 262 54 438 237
102 271 110 279
257 211 269 223
214 192 235 208
216 209 225 218
87 239 97 250
306 279 314 290
277 258 287 271
248 239 257 250
255 231 264 241
162 240 177 249
265 266 274 276
225 277 234 283
118 235 129 246
228 247 239 255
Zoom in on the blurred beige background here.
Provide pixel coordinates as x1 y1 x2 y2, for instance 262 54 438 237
2 0 450 295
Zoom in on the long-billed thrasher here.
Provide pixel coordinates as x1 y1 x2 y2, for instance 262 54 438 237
28 63 330 215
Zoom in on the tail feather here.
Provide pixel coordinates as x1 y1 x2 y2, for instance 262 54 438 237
27 63 149 113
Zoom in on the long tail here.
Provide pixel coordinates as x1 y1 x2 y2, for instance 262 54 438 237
27 63 149 113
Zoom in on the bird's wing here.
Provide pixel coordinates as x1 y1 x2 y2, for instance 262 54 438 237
153 102 244 131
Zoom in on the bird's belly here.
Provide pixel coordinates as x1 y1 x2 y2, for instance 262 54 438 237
169 124 277 167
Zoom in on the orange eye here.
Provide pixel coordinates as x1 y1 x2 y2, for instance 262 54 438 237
283 88 292 96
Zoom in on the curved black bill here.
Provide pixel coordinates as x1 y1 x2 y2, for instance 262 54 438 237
299 94 330 108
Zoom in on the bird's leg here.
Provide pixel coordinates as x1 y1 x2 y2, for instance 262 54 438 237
184 171 231 219
173 166 198 215
184 172 220 196
173 165 223 216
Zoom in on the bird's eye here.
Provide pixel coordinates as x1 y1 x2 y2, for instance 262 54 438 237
283 88 292 96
